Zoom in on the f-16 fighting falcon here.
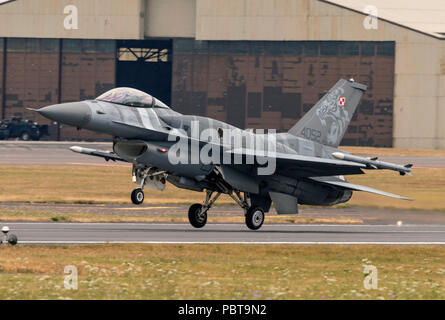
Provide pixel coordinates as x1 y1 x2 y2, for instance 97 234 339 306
31 79 413 230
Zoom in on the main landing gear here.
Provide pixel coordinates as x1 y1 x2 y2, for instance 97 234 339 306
188 190 221 228
188 189 266 231
245 206 265 231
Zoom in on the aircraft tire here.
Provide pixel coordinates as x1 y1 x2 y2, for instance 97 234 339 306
188 203 207 228
245 207 265 230
20 131 30 141
131 188 144 205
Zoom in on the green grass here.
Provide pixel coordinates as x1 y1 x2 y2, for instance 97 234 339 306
0 244 444 300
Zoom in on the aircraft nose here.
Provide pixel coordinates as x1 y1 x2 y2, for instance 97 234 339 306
36 102 92 127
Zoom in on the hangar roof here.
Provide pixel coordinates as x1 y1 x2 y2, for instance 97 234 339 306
323 0 445 39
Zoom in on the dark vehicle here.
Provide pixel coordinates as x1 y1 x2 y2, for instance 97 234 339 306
0 117 49 141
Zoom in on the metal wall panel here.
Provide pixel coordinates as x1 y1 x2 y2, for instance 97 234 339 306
1 38 116 141
0 39 4 119
4 38 60 138
60 39 115 140
172 40 395 146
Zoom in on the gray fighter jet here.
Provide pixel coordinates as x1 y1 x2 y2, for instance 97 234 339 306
32 79 412 230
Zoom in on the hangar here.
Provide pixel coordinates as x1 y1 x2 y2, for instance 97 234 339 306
0 0 444 148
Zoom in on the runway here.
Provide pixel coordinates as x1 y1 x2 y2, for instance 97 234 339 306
0 141 123 165
0 141 444 167
4 222 445 245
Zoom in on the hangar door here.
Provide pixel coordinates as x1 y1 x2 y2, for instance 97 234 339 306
117 40 172 105
171 40 395 147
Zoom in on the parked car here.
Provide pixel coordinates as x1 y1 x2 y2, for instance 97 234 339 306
0 117 49 141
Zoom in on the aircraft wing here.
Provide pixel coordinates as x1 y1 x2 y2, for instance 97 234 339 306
69 146 127 162
309 176 412 200
228 149 366 177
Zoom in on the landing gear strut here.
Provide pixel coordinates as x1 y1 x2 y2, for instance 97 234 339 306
188 190 221 228
227 190 265 230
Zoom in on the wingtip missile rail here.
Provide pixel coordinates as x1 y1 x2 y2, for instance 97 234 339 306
70 146 127 162
332 152 412 175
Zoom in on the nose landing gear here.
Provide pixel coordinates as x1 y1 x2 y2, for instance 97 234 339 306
131 188 145 205
130 165 166 205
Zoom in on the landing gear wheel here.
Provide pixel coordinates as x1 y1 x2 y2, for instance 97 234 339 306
8 234 18 246
21 131 30 141
245 207 265 230
131 188 144 205
188 203 207 228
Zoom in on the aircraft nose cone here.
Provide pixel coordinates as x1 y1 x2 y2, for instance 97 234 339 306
37 102 92 127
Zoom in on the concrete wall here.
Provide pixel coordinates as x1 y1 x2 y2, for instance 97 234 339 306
0 0 443 148
145 0 196 38
195 0 445 149
0 0 144 39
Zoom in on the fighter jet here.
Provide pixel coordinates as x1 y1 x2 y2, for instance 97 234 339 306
31 79 412 230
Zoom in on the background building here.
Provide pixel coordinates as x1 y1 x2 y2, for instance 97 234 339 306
0 0 444 148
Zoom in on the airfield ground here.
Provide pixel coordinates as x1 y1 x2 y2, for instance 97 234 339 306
0 244 444 300
0 165 444 214
0 143 444 300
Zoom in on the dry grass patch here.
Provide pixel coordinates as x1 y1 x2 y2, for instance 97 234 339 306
0 166 232 205
341 146 445 157
0 244 444 299
347 168 445 211
0 209 361 224
0 165 444 211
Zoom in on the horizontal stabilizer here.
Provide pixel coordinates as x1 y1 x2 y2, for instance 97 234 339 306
310 177 412 200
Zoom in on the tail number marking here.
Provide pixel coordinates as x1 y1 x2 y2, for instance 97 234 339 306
301 127 321 143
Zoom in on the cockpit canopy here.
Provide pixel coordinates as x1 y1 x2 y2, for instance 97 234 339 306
96 87 169 109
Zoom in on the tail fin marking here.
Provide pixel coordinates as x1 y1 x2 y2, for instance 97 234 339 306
288 79 367 148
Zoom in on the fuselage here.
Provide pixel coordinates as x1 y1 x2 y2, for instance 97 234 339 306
36 95 352 207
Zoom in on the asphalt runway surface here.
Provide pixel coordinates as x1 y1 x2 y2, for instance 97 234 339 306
0 141 444 167
0 141 122 165
2 222 444 245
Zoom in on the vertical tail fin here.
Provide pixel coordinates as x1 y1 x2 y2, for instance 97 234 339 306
288 79 367 148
